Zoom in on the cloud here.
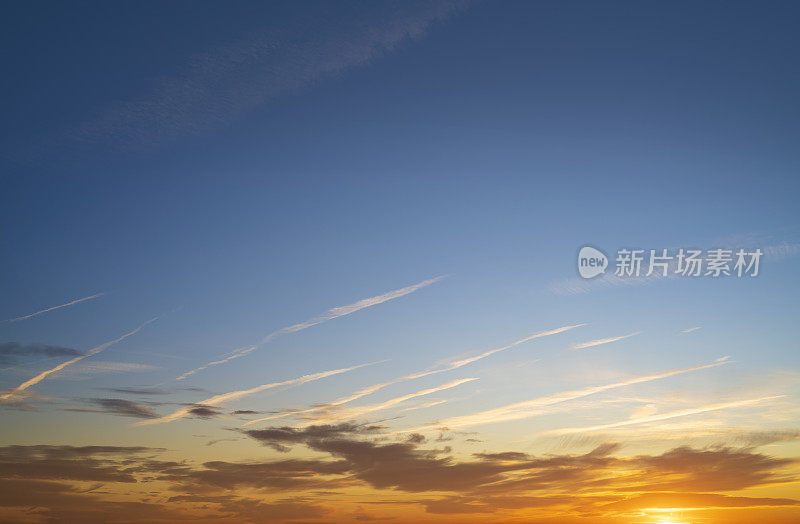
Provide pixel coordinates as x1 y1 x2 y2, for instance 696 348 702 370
245 427 520 493
0 342 83 366
549 396 786 435
175 345 256 381
242 424 800 504
400 399 452 412
177 276 445 380
0 318 157 403
245 422 381 452
682 326 702 333
43 2 466 155
66 398 159 419
186 404 222 419
0 445 158 483
3 293 104 323
137 361 376 426
601 492 800 511
98 387 170 396
571 332 641 350
244 324 584 426
299 378 477 426
56 361 158 378
434 324 585 370
2 438 798 522
416 359 731 431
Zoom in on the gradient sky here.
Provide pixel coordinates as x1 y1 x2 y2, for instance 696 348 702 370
1 1 799 523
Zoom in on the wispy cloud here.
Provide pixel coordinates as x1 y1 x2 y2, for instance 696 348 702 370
137 362 376 426
175 346 255 381
257 276 447 344
177 276 446 380
243 324 584 426
399 399 453 412
54 361 159 378
432 324 585 370
549 396 786 435
27 2 467 158
415 359 731 431
571 331 641 350
298 378 477 426
3 293 104 323
681 326 702 334
0 318 156 403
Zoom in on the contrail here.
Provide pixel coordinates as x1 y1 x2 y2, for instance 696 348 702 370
175 346 255 381
297 378 477 426
0 317 156 403
137 361 376 426
242 324 584 426
176 276 446 380
572 331 641 350
399 399 452 412
549 396 785 435
4 293 105 323
411 359 731 431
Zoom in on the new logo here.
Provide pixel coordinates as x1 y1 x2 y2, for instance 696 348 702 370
578 246 608 279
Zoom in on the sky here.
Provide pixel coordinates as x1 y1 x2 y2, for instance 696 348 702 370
1 1 799 522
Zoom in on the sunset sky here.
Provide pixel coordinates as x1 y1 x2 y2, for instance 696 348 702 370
1 1 800 523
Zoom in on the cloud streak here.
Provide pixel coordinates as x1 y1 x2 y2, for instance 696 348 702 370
572 331 641 350
298 378 477 426
177 276 445 380
4 293 104 323
137 362 376 426
243 324 584 426
549 396 786 435
24 1 467 159
416 359 731 431
0 318 156 403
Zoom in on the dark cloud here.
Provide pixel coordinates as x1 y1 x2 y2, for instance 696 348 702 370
621 445 797 492
167 494 329 521
243 425 800 517
0 445 158 460
0 342 82 365
2 437 798 523
0 445 159 483
731 429 800 447
472 451 530 461
187 404 222 419
98 387 171 396
245 424 527 492
205 438 241 447
244 423 379 452
0 446 333 522
67 398 159 419
159 459 353 492
0 478 194 523
406 433 426 444
232 409 261 415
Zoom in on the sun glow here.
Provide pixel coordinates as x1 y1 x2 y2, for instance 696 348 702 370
654 517 691 524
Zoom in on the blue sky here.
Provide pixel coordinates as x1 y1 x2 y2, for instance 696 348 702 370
1 2 799 523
